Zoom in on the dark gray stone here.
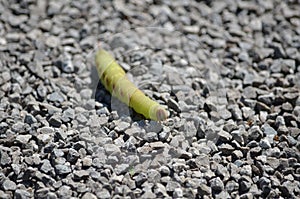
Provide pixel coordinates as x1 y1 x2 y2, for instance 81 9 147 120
167 98 181 113
258 93 274 106
49 115 62 127
260 138 271 149
1 1 299 198
24 113 37 125
255 101 271 112
67 148 80 163
228 105 243 121
218 130 232 142
219 144 235 155
248 125 263 140
210 177 224 192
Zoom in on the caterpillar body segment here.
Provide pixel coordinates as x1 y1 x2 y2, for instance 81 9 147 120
95 48 168 121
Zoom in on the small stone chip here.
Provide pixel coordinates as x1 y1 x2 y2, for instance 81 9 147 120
73 170 89 179
16 134 32 144
55 164 71 175
2 179 17 191
46 36 60 48
149 141 165 149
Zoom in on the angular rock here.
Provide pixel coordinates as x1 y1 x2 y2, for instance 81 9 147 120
2 179 17 191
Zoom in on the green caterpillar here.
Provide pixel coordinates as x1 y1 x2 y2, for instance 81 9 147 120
95 46 168 121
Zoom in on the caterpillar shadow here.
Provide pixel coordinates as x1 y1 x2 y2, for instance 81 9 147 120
94 80 146 122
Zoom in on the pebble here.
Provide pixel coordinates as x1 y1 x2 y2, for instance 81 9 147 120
0 151 11 166
218 130 232 142
67 148 80 163
40 159 54 174
260 138 271 149
262 123 277 142
114 121 130 132
166 181 181 192
55 164 71 175
24 113 37 125
239 179 252 193
8 14 28 27
167 98 181 113
15 134 32 144
73 170 89 180
173 187 183 198
39 19 52 32
37 84 47 98
14 189 33 199
61 108 75 122
47 92 64 103
45 36 60 48
141 190 156 199
258 93 275 106
79 36 96 49
61 52 74 73
11 121 26 133
210 177 224 193
256 101 270 112
82 156 93 167
82 192 97 199
57 185 72 198
2 179 17 191
198 183 211 195
49 115 62 127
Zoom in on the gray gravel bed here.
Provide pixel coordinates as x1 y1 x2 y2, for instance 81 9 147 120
0 0 300 198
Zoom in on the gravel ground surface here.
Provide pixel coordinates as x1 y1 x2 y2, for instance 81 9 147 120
0 0 300 198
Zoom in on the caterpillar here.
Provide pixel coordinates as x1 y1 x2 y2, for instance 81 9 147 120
95 45 168 121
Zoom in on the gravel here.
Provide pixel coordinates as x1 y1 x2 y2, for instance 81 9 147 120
0 0 299 198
